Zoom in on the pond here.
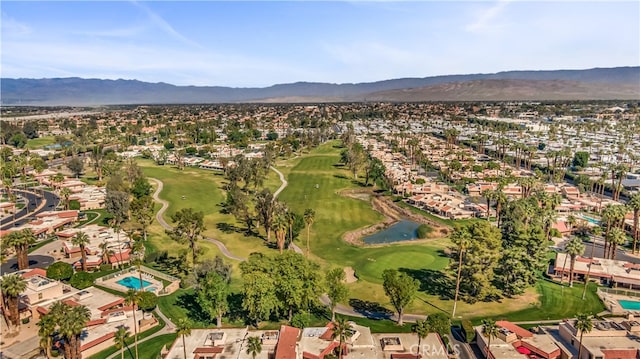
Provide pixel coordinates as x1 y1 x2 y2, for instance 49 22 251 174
363 220 422 244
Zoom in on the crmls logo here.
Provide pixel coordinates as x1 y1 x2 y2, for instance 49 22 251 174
409 344 462 356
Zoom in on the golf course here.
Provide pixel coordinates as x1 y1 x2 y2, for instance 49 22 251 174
140 140 605 324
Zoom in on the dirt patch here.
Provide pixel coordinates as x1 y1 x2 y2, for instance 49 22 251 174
344 266 358 283
340 189 450 246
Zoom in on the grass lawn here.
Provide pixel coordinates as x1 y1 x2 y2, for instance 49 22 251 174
493 280 605 323
26 136 56 149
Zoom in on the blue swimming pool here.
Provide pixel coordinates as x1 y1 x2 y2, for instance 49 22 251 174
116 276 152 290
581 214 601 225
618 300 640 310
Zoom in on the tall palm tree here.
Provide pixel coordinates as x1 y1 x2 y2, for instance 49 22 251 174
565 237 585 287
57 303 91 359
176 318 192 359
71 231 91 272
245 336 262 359
124 289 141 359
99 241 113 265
37 314 56 358
0 273 27 331
575 314 593 359
114 326 130 359
60 187 71 210
273 214 287 255
607 228 626 261
5 229 36 270
628 193 640 254
582 226 602 300
451 227 471 318
331 316 353 359
412 319 430 355
482 319 499 358
303 208 315 257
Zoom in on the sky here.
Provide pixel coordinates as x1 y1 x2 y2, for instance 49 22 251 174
2 1 639 87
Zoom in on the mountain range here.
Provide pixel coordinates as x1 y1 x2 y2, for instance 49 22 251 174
1 67 639 105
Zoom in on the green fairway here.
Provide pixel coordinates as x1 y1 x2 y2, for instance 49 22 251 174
356 248 448 283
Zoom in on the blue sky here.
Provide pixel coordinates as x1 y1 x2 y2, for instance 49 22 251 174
2 1 639 87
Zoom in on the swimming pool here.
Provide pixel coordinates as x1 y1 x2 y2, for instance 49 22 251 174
618 300 640 310
581 214 601 225
116 276 152 290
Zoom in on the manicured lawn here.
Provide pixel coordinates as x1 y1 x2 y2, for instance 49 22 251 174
26 136 56 149
100 333 177 359
493 280 605 323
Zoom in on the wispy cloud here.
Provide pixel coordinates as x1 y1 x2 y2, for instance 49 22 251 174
130 1 203 49
1 12 32 36
465 0 511 33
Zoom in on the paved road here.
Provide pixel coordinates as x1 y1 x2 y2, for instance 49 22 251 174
0 254 56 274
0 189 59 229
558 237 640 264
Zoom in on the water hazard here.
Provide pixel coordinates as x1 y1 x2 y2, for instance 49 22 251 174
362 220 422 244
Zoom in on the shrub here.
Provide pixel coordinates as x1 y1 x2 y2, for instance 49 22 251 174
137 291 158 312
416 224 433 239
291 312 310 329
46 262 73 281
461 320 475 343
69 272 94 289
69 200 81 210
22 317 30 324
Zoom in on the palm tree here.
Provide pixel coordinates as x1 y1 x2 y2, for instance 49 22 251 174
412 319 430 355
575 314 593 359
114 326 130 359
124 289 141 359
37 314 56 358
245 336 262 359
0 274 27 331
451 227 471 318
628 193 640 254
99 241 113 265
273 214 288 254
303 208 315 257
4 229 36 270
482 319 499 358
331 316 353 359
582 226 601 300
71 231 91 272
565 237 585 287
60 187 71 210
607 228 626 261
176 318 192 359
57 303 91 359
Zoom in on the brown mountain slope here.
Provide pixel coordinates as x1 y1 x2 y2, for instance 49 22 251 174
352 79 640 102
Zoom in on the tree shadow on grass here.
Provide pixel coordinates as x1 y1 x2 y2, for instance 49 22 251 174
175 291 211 324
333 174 348 180
348 298 393 320
216 222 243 234
399 268 454 300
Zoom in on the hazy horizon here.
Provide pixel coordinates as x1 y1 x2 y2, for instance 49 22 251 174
2 1 639 87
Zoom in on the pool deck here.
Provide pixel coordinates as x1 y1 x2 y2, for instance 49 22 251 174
598 290 640 315
98 270 164 294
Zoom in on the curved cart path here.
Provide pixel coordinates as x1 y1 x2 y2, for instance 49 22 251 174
149 177 245 261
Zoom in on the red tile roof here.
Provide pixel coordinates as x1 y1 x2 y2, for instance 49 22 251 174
193 347 223 354
275 325 301 359
390 354 421 359
98 298 124 311
496 321 533 338
601 349 639 359
22 268 47 279
80 332 114 351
